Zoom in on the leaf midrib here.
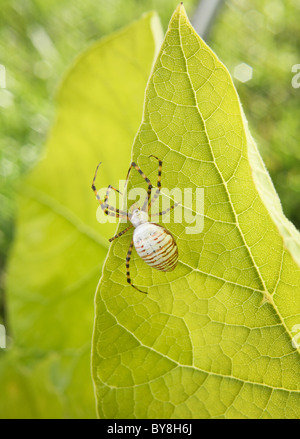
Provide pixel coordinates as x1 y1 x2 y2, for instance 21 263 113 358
177 14 266 293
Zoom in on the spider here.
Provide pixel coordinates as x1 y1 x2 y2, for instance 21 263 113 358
91 155 178 293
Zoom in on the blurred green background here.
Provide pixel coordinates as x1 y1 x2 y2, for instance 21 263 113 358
0 0 299 417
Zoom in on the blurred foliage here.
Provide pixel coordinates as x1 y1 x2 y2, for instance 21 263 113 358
210 0 300 229
2 11 162 419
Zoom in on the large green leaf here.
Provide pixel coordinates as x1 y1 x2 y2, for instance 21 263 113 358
2 12 163 418
92 4 300 419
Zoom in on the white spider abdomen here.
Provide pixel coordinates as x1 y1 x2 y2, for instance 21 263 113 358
133 223 178 272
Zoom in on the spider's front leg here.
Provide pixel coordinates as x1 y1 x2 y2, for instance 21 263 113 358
125 161 153 212
91 162 128 219
147 156 179 219
147 155 163 213
124 156 163 213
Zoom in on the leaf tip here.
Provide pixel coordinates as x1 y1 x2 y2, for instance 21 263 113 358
175 1 190 26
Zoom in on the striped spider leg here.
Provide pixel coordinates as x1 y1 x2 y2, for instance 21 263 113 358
91 162 129 219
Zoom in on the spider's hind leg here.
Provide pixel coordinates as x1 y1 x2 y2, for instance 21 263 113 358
109 225 133 242
126 239 147 294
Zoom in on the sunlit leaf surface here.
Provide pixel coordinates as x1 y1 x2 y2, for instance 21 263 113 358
92 4 300 419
